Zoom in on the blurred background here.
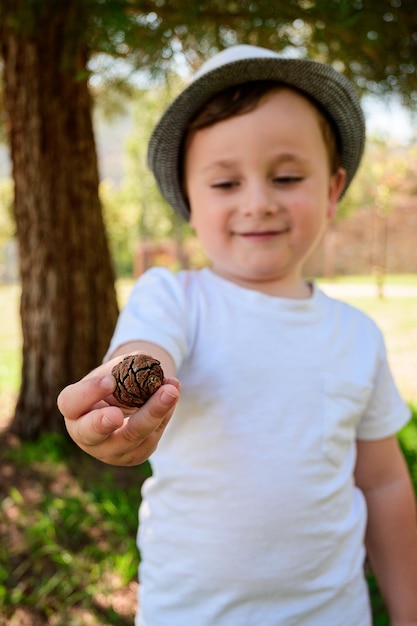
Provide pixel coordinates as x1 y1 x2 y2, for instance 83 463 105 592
0 1 416 624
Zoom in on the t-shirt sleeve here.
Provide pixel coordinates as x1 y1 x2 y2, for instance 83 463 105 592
104 268 188 370
356 330 411 440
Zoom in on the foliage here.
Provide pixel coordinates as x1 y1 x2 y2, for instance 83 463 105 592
0 178 14 243
100 84 195 276
0 284 20 409
0 178 16 282
1 0 417 110
119 87 177 241
335 140 417 296
399 403 417 485
86 0 417 106
100 179 138 276
338 140 417 219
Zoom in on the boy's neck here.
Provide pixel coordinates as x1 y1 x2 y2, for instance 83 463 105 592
210 269 313 299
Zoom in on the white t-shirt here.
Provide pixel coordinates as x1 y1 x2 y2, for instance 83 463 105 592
107 267 410 626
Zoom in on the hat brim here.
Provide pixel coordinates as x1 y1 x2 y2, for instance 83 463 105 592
148 55 365 220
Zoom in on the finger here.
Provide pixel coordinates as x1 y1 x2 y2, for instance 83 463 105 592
57 374 116 421
100 386 180 465
121 382 180 445
67 383 180 465
68 382 178 448
65 404 126 447
163 376 181 391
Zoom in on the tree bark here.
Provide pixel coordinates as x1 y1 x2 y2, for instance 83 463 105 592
1 3 119 437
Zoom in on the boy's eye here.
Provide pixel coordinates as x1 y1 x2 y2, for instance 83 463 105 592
274 175 303 185
211 180 238 190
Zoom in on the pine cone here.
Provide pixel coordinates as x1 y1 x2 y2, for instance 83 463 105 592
112 354 164 408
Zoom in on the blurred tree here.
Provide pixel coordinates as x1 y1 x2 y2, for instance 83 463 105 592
100 86 193 276
123 86 192 271
100 179 135 276
342 140 416 296
287 0 417 106
0 0 416 437
0 1 119 437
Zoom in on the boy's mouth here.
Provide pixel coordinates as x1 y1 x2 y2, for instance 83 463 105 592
236 228 289 240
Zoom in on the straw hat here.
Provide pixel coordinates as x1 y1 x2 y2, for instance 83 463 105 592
148 44 366 221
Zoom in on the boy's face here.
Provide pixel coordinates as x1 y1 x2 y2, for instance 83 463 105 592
184 88 346 297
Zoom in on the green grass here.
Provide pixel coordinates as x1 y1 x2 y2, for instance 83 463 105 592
0 430 151 624
0 276 416 624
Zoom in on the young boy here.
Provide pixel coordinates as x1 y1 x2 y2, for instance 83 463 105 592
58 45 417 625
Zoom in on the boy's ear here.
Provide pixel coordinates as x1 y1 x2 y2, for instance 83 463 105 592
327 168 347 218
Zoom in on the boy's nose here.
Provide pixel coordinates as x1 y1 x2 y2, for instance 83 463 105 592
241 181 277 217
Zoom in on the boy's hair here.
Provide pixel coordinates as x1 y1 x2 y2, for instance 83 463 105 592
185 81 342 174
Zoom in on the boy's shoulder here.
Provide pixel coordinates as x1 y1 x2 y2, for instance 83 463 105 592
134 267 214 306
137 266 208 289
317 285 382 337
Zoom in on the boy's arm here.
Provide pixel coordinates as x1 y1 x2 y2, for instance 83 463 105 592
57 341 180 466
355 435 417 626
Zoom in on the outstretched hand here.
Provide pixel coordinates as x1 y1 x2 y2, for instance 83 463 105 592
57 361 180 466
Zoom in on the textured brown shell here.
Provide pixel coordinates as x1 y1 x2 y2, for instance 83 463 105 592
112 354 164 408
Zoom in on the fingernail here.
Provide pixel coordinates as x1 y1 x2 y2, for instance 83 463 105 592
103 414 119 428
100 374 116 392
160 388 179 406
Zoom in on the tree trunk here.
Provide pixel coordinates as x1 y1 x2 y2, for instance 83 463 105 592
1 3 119 437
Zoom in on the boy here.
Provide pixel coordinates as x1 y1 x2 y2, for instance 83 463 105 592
58 45 417 625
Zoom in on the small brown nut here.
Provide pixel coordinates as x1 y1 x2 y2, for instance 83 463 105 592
112 354 164 408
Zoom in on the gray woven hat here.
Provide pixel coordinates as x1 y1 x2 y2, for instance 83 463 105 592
148 44 366 221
